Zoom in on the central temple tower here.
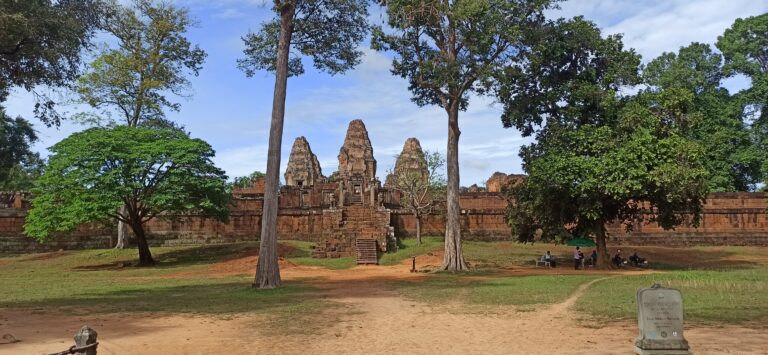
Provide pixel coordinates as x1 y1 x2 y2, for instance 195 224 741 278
335 119 379 207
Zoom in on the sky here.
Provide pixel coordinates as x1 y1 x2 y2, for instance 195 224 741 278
4 0 768 186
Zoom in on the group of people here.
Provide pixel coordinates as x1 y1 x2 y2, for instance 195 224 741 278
540 247 597 269
572 247 597 269
541 247 648 269
612 249 648 267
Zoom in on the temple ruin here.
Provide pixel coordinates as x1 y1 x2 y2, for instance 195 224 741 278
1 119 768 256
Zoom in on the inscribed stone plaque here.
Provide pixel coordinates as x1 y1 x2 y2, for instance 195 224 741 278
634 284 691 355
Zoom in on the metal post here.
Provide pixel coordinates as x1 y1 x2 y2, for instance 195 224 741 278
411 256 416 272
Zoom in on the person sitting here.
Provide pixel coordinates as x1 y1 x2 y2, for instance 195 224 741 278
542 251 556 268
612 249 625 267
629 250 647 267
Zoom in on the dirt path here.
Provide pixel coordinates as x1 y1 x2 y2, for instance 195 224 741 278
2 258 767 354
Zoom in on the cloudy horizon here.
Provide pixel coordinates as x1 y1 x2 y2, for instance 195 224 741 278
4 0 767 186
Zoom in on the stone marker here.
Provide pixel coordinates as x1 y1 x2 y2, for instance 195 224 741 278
635 283 691 355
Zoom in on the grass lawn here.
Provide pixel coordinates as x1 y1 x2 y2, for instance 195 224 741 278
0 246 337 333
574 267 768 325
3 240 768 327
379 236 443 266
397 273 600 311
282 240 357 269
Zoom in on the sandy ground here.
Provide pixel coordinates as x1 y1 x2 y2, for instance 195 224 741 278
2 254 767 355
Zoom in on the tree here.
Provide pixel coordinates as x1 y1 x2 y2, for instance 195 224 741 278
24 126 230 266
644 43 762 191
75 0 206 127
233 171 266 189
75 0 207 248
372 0 554 271
716 13 768 183
237 0 370 288
0 154 45 191
0 0 105 126
387 139 446 245
0 106 40 188
499 17 708 268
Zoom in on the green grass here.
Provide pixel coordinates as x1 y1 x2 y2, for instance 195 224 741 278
379 236 443 266
0 246 335 333
281 240 357 269
397 273 599 309
574 268 768 325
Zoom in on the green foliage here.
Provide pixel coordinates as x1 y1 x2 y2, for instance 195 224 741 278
497 16 641 135
373 0 555 110
502 17 707 244
75 0 206 127
379 236 443 265
0 153 44 191
24 126 230 241
512 93 708 238
0 106 39 188
717 13 768 183
237 0 370 77
0 0 105 125
644 43 762 192
233 171 266 188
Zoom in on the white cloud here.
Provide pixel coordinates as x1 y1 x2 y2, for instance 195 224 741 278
7 0 767 187
552 0 768 63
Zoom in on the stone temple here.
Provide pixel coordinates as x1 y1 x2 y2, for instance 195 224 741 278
2 119 768 257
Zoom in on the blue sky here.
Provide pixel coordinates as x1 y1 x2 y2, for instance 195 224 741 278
4 0 767 186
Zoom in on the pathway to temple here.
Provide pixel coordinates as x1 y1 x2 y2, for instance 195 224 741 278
3 255 767 354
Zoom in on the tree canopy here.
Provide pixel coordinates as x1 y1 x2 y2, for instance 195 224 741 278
25 126 230 266
0 0 105 126
0 106 40 189
717 13 768 183
501 17 708 267
233 171 266 188
644 43 762 192
75 0 206 127
238 0 369 78
373 0 556 271
238 0 371 289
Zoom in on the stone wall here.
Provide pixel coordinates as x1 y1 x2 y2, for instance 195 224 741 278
607 192 768 246
3 191 768 253
0 210 113 253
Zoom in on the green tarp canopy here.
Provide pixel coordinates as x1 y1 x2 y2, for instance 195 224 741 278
565 238 596 247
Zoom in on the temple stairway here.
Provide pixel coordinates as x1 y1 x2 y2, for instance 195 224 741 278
310 204 391 262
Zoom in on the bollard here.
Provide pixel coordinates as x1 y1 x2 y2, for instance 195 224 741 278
411 256 416 272
74 326 98 355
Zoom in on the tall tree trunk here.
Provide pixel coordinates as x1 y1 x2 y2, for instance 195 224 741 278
415 212 421 246
115 205 130 249
130 221 154 266
594 220 613 269
254 1 295 289
442 103 468 271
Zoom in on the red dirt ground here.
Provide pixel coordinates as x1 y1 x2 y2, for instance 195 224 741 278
2 249 767 354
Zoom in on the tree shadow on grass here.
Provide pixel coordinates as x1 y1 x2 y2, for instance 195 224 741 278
0 280 331 317
71 242 307 271
621 246 763 271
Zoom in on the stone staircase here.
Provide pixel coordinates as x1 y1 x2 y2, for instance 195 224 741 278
355 238 378 264
310 205 391 260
